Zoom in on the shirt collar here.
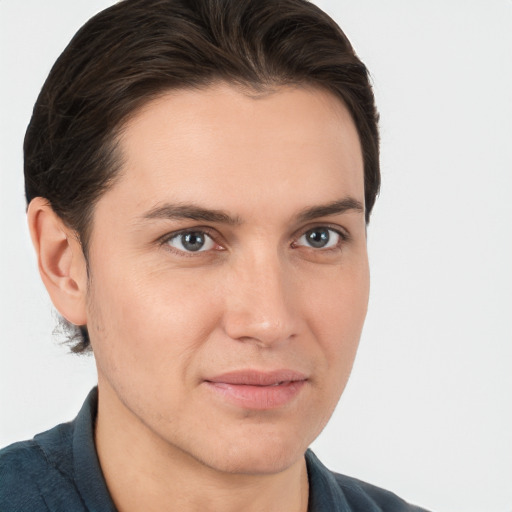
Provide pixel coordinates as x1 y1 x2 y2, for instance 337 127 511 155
306 449 351 512
73 387 117 511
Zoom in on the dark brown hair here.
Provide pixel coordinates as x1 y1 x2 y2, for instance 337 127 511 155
24 0 380 352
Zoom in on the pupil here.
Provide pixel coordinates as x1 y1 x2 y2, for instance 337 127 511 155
307 228 329 248
182 232 205 251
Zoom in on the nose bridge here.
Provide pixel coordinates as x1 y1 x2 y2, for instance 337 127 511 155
222 246 298 346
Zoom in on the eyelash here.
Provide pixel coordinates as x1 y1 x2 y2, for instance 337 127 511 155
159 225 349 256
292 226 348 251
159 227 222 257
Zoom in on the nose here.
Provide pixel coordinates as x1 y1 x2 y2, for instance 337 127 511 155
221 251 300 348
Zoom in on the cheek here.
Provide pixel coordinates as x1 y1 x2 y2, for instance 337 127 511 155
86 262 220 380
292 259 369 443
309 255 369 336
305 257 369 385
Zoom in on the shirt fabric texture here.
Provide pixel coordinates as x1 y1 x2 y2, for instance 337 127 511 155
0 388 429 511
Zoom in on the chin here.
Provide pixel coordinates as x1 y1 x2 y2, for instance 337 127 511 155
205 450 303 476
192 430 309 476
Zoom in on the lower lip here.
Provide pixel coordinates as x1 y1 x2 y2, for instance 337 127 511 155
204 380 306 410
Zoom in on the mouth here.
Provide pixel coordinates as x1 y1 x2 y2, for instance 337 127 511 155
203 369 308 410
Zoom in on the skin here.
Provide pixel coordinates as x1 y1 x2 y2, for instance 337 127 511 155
29 83 369 512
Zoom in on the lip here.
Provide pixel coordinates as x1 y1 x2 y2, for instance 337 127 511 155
203 369 308 410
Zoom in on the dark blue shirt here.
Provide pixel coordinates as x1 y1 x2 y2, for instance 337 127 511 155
0 388 429 511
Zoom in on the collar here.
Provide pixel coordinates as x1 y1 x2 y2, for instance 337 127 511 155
72 387 117 511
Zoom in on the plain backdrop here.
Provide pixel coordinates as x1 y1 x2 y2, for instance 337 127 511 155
1 2 511 512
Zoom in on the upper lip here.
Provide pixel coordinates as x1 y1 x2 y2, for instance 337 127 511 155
205 369 308 386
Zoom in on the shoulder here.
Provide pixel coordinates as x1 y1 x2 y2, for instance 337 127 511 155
332 472 429 512
0 438 52 511
305 450 430 512
0 422 82 511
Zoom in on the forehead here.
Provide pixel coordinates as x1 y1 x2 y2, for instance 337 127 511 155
102 82 364 219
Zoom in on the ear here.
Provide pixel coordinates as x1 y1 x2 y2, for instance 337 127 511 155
27 197 88 326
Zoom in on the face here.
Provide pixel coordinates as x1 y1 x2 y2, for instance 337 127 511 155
85 83 369 475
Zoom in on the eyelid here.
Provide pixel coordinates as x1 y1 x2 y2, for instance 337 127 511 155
291 223 350 246
158 226 225 254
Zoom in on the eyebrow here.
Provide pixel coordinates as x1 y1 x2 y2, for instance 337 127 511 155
296 198 364 223
141 197 364 225
142 204 242 225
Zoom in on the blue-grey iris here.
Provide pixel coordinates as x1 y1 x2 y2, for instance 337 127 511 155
181 232 206 251
306 228 330 248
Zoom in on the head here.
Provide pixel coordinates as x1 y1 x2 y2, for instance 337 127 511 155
25 0 379 475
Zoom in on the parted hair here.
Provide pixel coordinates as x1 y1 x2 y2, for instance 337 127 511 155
24 0 380 353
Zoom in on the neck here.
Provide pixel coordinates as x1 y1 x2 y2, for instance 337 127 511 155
94 379 309 512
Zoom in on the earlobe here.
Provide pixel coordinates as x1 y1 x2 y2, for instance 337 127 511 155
27 197 88 326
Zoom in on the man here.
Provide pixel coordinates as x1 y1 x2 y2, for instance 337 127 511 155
0 0 428 510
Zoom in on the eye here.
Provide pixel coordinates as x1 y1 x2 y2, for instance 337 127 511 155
294 227 343 249
166 231 217 253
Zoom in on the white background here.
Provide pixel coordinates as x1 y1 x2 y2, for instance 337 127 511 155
1 2 511 511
